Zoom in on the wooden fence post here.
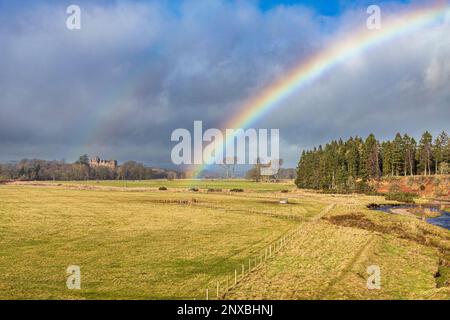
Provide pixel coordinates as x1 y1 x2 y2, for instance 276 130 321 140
200 222 307 301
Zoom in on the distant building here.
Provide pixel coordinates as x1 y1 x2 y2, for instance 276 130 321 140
260 159 281 181
89 156 117 170
260 165 279 177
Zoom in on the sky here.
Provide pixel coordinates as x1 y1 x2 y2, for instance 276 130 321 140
0 0 449 170
259 0 413 15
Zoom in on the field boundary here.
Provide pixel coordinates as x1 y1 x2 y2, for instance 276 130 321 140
200 203 336 300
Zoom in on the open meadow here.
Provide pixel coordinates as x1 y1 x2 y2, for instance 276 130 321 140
42 179 297 192
0 180 449 299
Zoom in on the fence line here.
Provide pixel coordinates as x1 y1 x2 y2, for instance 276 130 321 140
194 203 309 222
199 203 336 300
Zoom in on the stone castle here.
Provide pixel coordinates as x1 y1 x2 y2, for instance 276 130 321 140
89 156 117 170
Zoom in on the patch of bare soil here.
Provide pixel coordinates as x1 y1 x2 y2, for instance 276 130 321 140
324 213 394 233
153 199 199 205
390 208 416 216
388 207 440 219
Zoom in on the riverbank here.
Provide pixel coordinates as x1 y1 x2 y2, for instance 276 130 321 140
372 175 449 198
369 204 450 230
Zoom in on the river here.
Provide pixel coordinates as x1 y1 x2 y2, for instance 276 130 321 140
371 204 450 230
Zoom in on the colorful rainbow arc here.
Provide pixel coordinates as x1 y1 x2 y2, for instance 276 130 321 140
192 2 450 178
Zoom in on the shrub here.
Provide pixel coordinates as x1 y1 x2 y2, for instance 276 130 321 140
230 188 244 192
318 181 378 196
189 187 199 192
354 181 377 195
367 203 381 209
158 186 167 191
385 192 417 203
280 189 289 193
207 188 222 192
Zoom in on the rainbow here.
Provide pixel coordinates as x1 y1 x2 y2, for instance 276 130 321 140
193 1 450 178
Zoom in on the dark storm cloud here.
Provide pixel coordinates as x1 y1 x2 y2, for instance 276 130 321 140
0 0 448 167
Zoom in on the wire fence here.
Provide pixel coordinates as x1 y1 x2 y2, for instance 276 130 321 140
198 203 336 300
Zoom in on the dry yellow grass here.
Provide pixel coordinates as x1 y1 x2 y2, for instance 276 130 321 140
0 185 302 299
225 196 450 300
0 182 448 300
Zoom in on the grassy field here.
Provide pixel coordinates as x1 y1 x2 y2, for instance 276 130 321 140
0 183 315 299
44 179 296 192
226 205 450 299
0 180 449 299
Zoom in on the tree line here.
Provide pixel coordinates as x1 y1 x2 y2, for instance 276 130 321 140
0 155 181 181
295 131 449 191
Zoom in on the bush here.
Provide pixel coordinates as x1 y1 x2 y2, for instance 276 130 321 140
230 188 244 192
367 203 381 209
317 181 378 196
354 181 377 195
280 189 289 193
158 186 167 191
189 187 199 192
385 192 417 203
207 188 222 192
